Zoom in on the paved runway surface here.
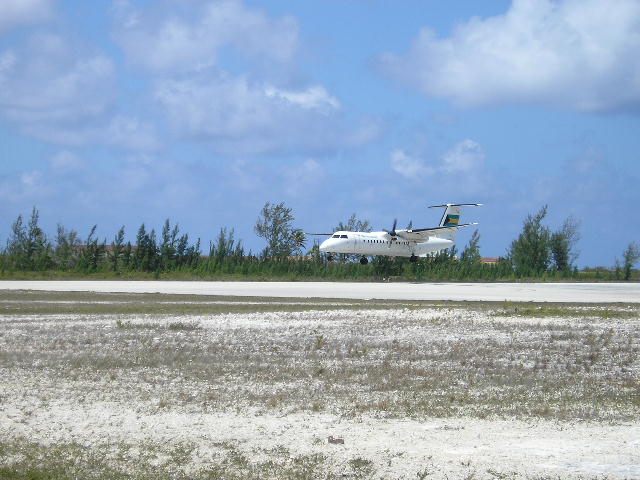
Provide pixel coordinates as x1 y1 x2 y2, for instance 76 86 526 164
1 280 639 302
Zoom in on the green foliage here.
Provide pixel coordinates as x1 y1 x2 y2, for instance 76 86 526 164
550 216 580 272
460 229 481 265
77 225 105 273
131 224 157 272
1 204 635 282
5 208 53 271
254 201 301 259
335 213 371 234
6 213 28 270
159 219 179 270
55 224 80 270
622 242 640 281
508 206 585 278
109 226 125 272
507 205 551 276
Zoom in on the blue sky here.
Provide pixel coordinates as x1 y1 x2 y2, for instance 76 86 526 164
1 0 639 266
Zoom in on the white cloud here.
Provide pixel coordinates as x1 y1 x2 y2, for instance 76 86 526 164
390 139 487 195
0 0 54 32
442 139 485 173
154 74 375 155
110 0 378 155
114 0 299 73
390 150 433 179
112 0 380 155
0 33 159 150
264 85 341 114
0 152 206 215
380 0 640 112
0 34 115 125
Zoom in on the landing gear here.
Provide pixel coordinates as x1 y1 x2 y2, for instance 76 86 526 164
409 254 418 263
326 254 334 262
360 256 369 265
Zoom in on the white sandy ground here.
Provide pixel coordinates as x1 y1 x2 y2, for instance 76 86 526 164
1 280 640 302
3 401 639 479
2 305 639 478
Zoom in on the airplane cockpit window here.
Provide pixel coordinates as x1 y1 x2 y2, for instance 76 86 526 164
332 234 340 238
340 235 348 239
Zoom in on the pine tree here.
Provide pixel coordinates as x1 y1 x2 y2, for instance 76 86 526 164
461 229 481 264
160 219 180 270
6 214 27 270
55 224 80 270
550 216 580 272
622 242 640 281
79 225 104 273
132 224 147 270
508 206 551 276
110 226 126 272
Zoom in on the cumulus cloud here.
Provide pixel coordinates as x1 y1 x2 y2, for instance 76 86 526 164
111 0 377 155
154 74 376 155
389 139 489 198
0 34 115 124
390 150 434 179
0 0 54 32
380 0 640 112
264 85 340 114
0 33 159 150
0 152 206 216
391 139 485 180
442 139 485 173
113 0 299 73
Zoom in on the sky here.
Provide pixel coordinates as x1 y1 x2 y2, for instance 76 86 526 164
1 0 639 266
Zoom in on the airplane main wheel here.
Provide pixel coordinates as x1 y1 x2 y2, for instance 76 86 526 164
360 256 369 265
409 254 418 263
326 254 334 262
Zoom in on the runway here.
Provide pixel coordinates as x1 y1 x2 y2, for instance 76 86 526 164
0 280 638 303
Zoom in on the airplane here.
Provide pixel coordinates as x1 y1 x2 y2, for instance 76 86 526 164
312 203 481 264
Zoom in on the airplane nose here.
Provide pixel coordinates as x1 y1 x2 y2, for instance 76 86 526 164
319 239 330 251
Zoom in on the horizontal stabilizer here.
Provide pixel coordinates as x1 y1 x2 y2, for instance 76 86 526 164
408 222 478 233
429 203 482 208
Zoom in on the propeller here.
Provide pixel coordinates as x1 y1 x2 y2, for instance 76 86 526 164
383 219 398 239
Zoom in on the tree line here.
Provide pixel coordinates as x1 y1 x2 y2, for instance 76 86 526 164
1 203 638 281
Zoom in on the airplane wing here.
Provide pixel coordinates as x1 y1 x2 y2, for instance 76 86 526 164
396 222 478 242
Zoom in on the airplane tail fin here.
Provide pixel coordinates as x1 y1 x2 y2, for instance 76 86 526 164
429 203 482 240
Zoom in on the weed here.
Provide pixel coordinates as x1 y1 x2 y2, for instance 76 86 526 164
416 467 431 479
168 321 200 331
348 457 375 478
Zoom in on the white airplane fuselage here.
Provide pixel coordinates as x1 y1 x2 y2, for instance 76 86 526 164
319 231 452 258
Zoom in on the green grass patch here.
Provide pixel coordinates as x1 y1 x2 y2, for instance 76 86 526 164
0 441 356 480
492 305 638 319
0 289 453 315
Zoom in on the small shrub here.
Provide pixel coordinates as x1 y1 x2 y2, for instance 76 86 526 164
168 321 200 331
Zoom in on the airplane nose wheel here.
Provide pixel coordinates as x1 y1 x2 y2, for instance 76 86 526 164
326 254 334 262
410 254 418 263
360 256 369 265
